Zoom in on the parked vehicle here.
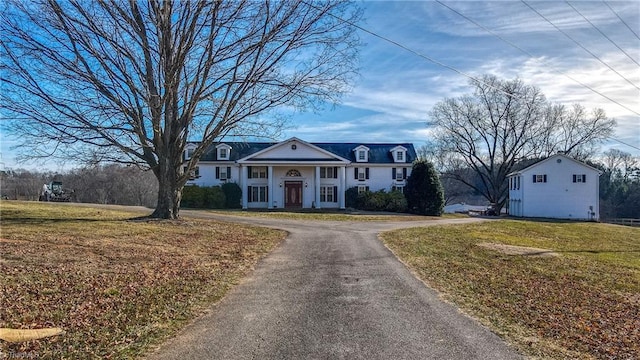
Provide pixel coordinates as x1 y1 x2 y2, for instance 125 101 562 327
39 181 72 202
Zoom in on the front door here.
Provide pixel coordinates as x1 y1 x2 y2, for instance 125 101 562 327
284 181 303 208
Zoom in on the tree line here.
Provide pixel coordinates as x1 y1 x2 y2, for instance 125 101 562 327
1 164 158 208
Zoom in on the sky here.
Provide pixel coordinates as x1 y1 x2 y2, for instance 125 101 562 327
281 0 640 155
1 1 639 171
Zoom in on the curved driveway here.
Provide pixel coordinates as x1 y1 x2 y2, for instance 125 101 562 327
148 212 521 360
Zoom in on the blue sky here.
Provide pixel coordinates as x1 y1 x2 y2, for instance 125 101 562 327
1 1 638 170
281 1 639 155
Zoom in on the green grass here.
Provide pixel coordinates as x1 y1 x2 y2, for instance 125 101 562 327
0 201 286 359
381 220 640 359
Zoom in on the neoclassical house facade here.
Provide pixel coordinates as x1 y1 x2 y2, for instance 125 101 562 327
184 137 417 209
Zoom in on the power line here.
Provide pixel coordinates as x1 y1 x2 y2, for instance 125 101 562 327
521 0 640 91
565 1 640 68
304 1 640 152
602 1 640 41
434 0 640 117
609 137 640 152
301 1 522 101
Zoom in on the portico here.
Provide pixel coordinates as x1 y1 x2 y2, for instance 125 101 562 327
237 139 350 210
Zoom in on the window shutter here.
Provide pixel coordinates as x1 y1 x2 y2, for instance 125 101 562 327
543 174 547 183
573 174 576 183
266 186 269 202
247 186 251 202
403 168 407 179
248 166 252 179
533 174 536 183
333 186 338 202
354 168 358 179
582 174 586 182
365 168 369 179
227 167 231 179
334 167 338 179
216 167 220 179
365 186 369 192
392 168 396 179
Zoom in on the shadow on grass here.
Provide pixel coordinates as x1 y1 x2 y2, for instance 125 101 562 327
1 217 130 226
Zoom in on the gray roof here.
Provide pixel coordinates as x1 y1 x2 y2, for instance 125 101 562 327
197 141 417 164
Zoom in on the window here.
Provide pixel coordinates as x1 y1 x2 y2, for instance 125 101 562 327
357 185 369 194
184 166 199 180
354 168 369 181
184 147 195 160
320 167 337 179
396 151 403 161
573 174 586 183
392 185 404 193
216 144 231 160
248 186 268 202
250 166 267 179
392 168 407 181
216 166 231 180
354 146 369 162
286 169 301 177
517 176 520 190
320 186 337 202
533 174 547 183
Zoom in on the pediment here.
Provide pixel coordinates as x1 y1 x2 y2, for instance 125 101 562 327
238 137 349 163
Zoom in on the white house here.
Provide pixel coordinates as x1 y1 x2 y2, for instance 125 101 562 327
507 153 601 220
184 137 416 210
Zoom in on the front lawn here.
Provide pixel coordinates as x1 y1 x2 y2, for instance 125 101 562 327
381 220 639 359
0 201 285 359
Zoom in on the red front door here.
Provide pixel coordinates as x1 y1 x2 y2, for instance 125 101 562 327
284 181 303 208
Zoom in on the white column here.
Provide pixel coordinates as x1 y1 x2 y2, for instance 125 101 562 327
315 166 321 209
241 165 248 209
268 166 274 209
339 166 346 209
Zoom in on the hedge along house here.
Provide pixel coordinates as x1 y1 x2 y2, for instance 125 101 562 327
507 152 602 221
183 137 416 209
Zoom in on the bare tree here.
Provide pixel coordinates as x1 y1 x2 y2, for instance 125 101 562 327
1 0 361 218
428 75 615 212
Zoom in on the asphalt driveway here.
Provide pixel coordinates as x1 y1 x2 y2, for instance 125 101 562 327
147 213 522 360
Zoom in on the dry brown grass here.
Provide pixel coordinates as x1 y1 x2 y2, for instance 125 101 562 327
0 201 285 359
382 220 640 359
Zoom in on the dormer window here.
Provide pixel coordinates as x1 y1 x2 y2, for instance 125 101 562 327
184 144 196 161
391 145 407 163
354 145 370 163
216 143 231 160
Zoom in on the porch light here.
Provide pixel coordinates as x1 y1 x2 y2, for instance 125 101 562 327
279 182 282 187
305 182 308 188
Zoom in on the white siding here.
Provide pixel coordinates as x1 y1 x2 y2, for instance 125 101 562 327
509 155 599 220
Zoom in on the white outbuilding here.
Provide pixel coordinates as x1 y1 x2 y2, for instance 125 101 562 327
507 153 601 221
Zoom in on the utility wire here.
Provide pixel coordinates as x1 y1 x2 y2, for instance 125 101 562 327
304 0 640 152
435 0 640 117
609 137 640 152
521 0 640 91
565 1 640 68
602 0 640 41
300 1 522 101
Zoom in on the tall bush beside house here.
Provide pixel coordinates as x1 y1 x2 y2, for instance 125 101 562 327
204 186 226 209
221 182 242 209
405 160 445 215
182 185 226 209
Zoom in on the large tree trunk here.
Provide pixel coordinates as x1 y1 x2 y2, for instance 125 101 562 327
151 162 182 219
